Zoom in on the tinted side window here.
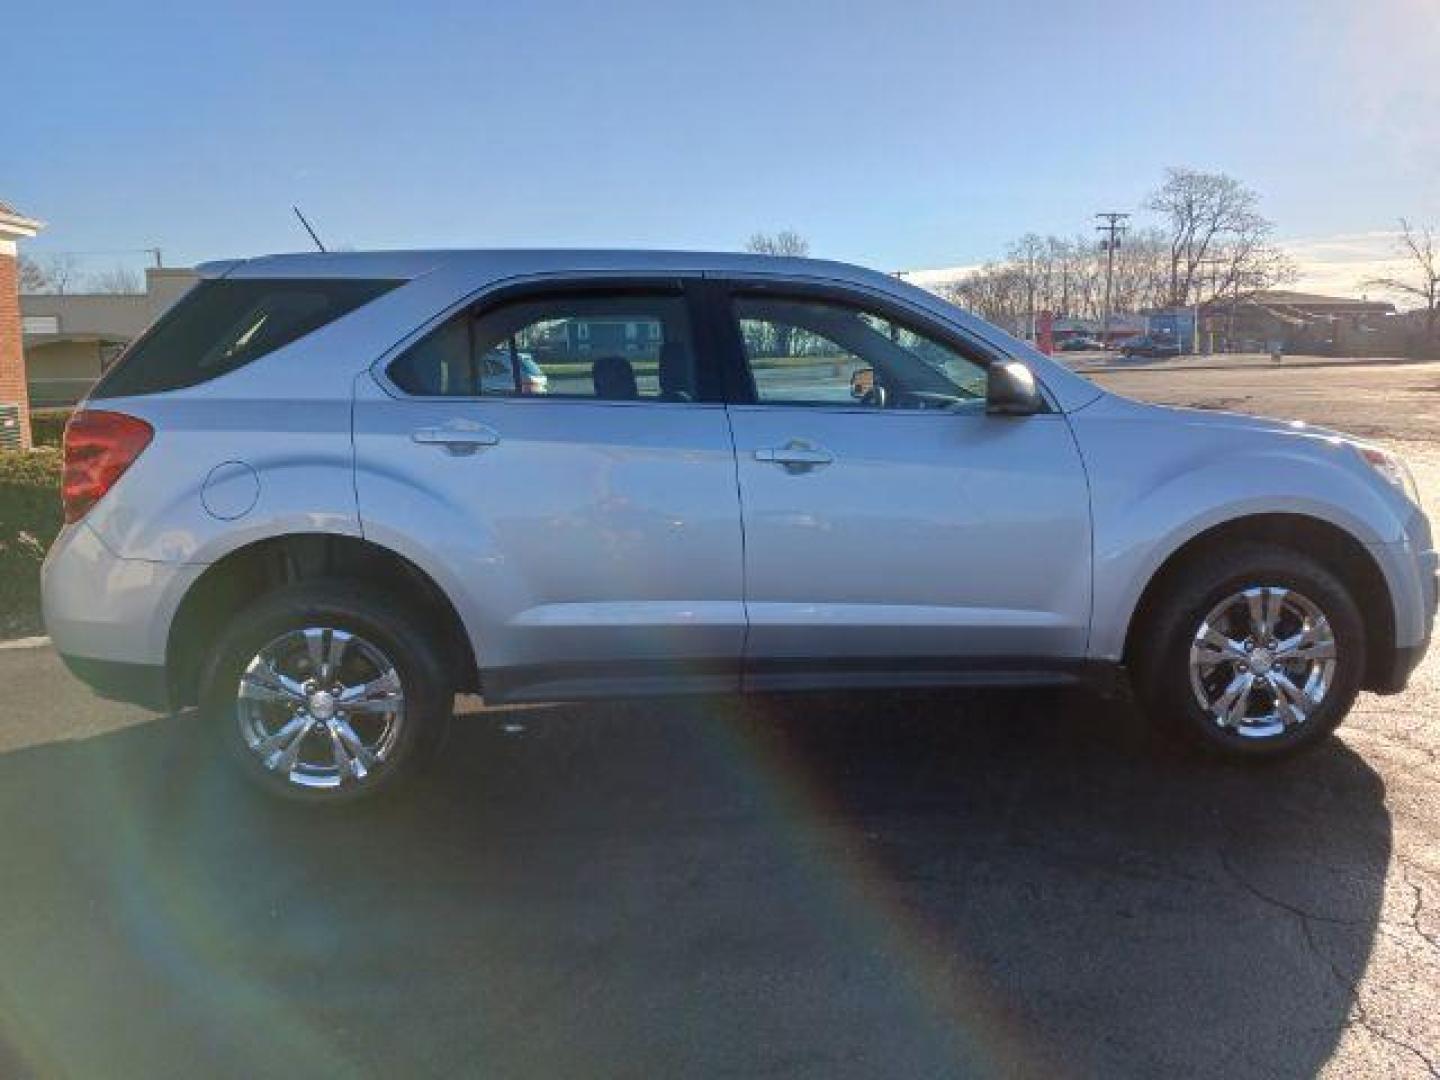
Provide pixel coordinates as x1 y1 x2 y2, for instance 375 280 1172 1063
92 278 401 398
388 292 698 402
734 295 987 409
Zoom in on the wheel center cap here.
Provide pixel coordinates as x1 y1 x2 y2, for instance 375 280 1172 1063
308 690 337 720
1249 648 1275 675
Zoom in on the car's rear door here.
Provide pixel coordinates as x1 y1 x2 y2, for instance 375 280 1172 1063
710 277 1093 689
353 277 746 701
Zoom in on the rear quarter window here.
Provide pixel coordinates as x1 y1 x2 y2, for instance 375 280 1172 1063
91 278 401 398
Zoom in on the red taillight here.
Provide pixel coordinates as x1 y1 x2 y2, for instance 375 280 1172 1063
61 410 153 524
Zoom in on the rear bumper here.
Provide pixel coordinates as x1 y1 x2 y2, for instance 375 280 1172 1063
58 654 171 712
41 522 203 697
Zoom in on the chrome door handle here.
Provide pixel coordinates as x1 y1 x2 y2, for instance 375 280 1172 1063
411 424 500 454
755 442 834 470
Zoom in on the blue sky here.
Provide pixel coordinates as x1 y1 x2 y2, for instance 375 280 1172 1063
4 0 1436 281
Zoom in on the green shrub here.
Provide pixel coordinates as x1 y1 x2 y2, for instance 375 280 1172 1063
0 449 63 637
30 408 71 449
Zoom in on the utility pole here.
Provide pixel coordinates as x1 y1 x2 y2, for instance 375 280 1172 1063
1096 212 1129 347
1197 256 1228 353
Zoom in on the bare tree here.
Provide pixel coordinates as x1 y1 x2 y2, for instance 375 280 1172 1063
743 231 812 357
945 260 1032 334
1107 228 1170 314
17 254 51 293
1363 219 1439 343
1146 168 1291 306
16 253 82 294
935 167 1290 338
1007 233 1051 337
87 264 144 294
745 230 811 258
946 228 1170 329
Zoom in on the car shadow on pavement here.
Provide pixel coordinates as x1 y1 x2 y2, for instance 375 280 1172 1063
0 690 1387 1079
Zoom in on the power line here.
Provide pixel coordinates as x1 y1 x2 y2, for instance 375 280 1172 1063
26 247 164 266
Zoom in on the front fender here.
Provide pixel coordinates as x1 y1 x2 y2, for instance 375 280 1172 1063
1071 398 1412 661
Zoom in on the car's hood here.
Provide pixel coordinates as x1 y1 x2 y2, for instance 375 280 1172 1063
1078 388 1357 446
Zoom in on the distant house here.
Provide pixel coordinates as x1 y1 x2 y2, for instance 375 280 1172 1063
527 315 665 362
1199 290 1397 354
22 267 197 406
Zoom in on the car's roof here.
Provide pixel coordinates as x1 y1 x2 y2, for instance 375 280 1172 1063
199 248 904 291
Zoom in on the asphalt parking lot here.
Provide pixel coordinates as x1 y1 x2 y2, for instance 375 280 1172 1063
1 359 1437 1078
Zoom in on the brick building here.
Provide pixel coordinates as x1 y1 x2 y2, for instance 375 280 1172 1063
0 200 43 449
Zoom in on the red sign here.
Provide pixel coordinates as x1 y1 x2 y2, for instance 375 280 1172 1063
1036 310 1055 355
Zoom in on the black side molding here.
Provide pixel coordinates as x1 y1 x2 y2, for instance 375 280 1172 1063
482 656 1130 705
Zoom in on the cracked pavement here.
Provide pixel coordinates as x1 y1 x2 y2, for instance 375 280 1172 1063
1095 359 1440 1078
0 359 1436 1077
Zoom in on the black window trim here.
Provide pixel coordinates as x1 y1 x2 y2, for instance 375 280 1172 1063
702 275 1056 414
376 274 727 407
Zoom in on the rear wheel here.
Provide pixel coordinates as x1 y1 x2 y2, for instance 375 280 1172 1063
1135 543 1365 758
201 581 451 802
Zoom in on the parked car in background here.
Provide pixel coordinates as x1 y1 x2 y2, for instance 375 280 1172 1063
1120 335 1184 359
481 346 549 394
41 250 1436 802
1058 336 1104 352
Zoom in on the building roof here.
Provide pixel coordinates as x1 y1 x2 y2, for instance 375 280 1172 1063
1247 290 1395 313
894 264 977 291
21 267 199 345
0 198 43 238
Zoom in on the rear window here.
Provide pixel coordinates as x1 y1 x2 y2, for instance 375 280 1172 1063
91 278 401 398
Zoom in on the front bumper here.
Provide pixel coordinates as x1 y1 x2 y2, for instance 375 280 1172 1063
1370 510 1437 694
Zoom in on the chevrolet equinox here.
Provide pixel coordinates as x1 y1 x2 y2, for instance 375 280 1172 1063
41 250 1437 801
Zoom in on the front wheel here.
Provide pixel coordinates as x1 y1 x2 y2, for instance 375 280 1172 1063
201 581 452 802
1135 543 1365 758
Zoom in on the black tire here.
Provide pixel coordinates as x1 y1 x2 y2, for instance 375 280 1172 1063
200 580 452 803
1134 542 1365 759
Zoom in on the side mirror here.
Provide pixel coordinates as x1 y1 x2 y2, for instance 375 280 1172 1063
986 361 1043 416
849 367 874 399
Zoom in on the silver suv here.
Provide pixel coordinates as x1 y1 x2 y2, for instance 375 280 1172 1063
42 250 1437 801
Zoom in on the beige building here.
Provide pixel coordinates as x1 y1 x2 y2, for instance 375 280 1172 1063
23 267 197 406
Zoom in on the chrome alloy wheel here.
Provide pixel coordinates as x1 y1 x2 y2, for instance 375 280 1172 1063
1188 586 1338 739
235 627 406 790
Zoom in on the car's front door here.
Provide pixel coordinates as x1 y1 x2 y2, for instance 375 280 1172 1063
714 281 1092 689
353 278 746 701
